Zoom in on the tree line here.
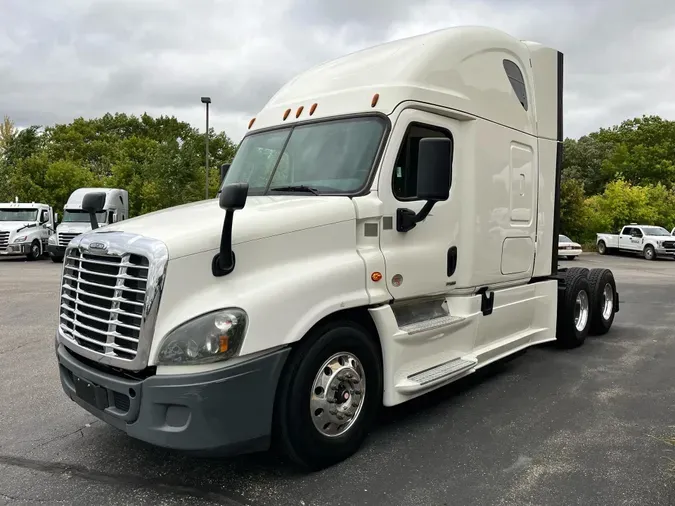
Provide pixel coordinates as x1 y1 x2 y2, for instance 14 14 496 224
0 113 237 217
561 115 675 244
1 112 673 242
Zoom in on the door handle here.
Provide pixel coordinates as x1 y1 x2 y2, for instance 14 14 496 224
447 246 458 277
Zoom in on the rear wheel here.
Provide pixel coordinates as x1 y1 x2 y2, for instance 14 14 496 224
588 268 617 335
597 241 607 255
274 319 383 470
556 269 592 348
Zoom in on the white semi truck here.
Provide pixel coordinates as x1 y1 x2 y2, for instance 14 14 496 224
47 187 129 262
54 26 620 470
0 201 56 260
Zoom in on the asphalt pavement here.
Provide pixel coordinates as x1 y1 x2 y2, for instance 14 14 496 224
1 252 675 505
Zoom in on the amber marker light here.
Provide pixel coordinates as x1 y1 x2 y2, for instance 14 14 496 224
371 93 380 107
371 272 382 282
309 103 318 115
283 108 291 120
248 117 256 129
296 106 304 118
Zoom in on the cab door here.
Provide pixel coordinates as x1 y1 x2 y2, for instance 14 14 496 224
377 109 459 300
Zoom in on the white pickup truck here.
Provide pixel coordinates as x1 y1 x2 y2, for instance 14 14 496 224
597 224 675 260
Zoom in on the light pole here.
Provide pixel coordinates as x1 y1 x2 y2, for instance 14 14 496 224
201 96 211 199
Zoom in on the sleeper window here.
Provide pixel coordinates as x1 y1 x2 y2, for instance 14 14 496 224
392 123 453 200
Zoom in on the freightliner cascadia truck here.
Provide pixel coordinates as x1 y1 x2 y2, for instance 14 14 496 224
54 26 619 470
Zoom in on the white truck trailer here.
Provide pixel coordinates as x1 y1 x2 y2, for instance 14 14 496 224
0 201 56 260
47 187 129 262
54 26 620 470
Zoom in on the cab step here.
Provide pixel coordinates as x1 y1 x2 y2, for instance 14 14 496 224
399 314 465 335
396 357 478 394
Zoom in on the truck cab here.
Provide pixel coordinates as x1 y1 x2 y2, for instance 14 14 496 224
47 187 129 262
54 26 619 470
0 201 56 260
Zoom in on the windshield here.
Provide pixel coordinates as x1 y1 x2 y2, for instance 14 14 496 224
222 116 387 194
641 227 671 236
0 209 38 222
559 235 572 242
63 210 107 224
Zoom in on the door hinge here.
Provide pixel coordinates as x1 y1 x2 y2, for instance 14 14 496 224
477 286 494 316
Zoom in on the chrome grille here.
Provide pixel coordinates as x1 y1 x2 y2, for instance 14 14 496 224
57 232 168 371
59 249 149 361
0 231 8 250
58 232 80 247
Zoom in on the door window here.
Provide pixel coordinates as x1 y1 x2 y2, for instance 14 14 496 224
392 123 453 201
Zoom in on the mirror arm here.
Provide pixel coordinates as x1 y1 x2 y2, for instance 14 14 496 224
212 209 236 276
396 200 437 233
88 212 99 230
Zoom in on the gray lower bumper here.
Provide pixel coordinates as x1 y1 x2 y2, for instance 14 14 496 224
0 243 30 255
57 344 290 455
47 244 65 256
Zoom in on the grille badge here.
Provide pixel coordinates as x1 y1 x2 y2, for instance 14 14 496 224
89 242 107 251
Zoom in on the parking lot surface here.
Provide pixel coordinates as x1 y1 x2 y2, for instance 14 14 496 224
1 253 675 505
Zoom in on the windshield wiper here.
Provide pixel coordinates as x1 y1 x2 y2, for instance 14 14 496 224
269 185 320 195
17 223 36 232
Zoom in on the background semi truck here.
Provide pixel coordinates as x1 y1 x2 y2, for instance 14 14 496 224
47 187 129 262
0 201 56 260
54 26 619 470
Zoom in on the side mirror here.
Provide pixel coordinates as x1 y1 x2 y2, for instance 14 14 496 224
220 163 231 185
82 192 106 230
396 137 452 233
416 138 452 201
212 182 249 277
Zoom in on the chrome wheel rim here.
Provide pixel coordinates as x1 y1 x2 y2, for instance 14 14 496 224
574 290 589 332
602 283 614 320
310 352 366 437
646 248 654 259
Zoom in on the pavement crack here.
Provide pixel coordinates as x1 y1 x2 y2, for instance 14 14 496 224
0 343 30 356
0 455 254 505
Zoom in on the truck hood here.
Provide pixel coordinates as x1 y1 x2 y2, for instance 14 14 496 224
57 222 93 234
93 195 358 259
0 221 37 233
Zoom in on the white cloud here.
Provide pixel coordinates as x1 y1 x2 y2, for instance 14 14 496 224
1 0 675 143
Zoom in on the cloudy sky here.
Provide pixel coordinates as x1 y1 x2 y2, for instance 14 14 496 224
1 0 674 143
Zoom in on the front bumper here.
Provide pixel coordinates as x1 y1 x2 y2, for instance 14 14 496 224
0 243 30 256
57 343 290 455
655 248 675 257
47 244 66 257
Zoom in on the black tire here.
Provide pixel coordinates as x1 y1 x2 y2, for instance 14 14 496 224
26 240 41 261
50 255 63 263
563 266 589 278
556 269 593 348
597 240 607 255
273 319 383 470
588 268 617 335
643 244 656 260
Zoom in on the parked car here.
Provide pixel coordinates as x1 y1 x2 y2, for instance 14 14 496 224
558 234 582 260
596 224 675 260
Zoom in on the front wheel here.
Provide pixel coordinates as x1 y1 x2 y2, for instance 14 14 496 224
643 245 656 261
26 240 41 261
274 320 383 470
597 241 607 255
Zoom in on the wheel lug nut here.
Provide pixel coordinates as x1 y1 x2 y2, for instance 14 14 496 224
329 408 337 415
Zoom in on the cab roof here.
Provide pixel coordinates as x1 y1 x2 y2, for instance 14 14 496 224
248 26 559 139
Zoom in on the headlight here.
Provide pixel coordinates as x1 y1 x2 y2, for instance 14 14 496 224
13 236 27 243
48 234 57 245
156 308 248 365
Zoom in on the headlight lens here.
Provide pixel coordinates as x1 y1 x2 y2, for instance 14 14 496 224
13 236 27 243
157 308 248 365
48 234 57 245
